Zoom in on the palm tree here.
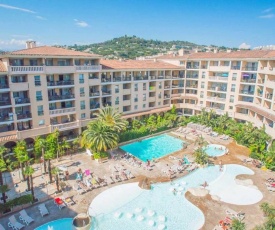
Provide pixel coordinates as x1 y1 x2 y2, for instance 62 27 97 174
81 120 119 152
194 148 209 166
194 135 208 147
51 167 61 193
0 184 9 204
14 141 29 181
34 136 47 174
59 138 70 158
0 146 7 186
96 106 127 132
24 166 35 201
231 218 245 230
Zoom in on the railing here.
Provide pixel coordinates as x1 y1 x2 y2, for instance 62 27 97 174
185 85 198 88
113 77 122 82
0 114 13 122
49 107 76 115
89 76 99 80
123 77 132 81
89 92 100 97
48 94 75 101
9 66 44 73
102 90 111 95
186 75 198 79
241 79 256 83
149 86 156 90
0 100 11 106
75 65 102 72
134 76 149 81
242 67 258 71
208 76 228 81
200 65 208 69
47 80 74 86
240 90 254 95
206 96 226 102
186 65 199 69
101 78 111 83
231 66 241 70
0 84 9 89
207 87 227 92
17 113 32 120
51 121 79 131
15 98 30 104
90 103 100 109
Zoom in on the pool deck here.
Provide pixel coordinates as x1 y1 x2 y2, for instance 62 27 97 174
0 131 274 230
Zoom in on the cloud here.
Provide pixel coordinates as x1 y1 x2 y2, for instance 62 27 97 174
259 14 275 18
36 16 47 20
239 43 251 49
74 19 89 27
0 39 42 50
0 3 35 13
263 8 274 13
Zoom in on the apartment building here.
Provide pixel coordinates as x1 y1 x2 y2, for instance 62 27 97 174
156 50 275 138
1 42 275 154
0 42 183 151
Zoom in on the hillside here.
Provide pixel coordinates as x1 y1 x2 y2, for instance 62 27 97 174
67 35 206 59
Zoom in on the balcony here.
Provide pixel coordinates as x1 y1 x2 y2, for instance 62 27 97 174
48 94 75 101
47 80 74 87
0 84 10 92
102 90 112 96
49 107 76 116
172 84 184 88
209 66 230 72
14 98 30 105
51 121 79 132
0 114 13 123
208 76 228 81
207 87 227 92
239 90 254 95
149 86 156 91
17 113 32 120
45 66 75 74
90 103 100 110
0 99 11 107
241 78 256 83
186 65 199 69
8 66 44 74
186 75 198 79
206 96 226 102
89 92 100 97
134 76 149 81
242 67 258 71
231 66 241 70
75 65 102 72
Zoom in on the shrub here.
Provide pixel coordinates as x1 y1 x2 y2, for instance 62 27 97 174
0 194 33 212
93 152 109 159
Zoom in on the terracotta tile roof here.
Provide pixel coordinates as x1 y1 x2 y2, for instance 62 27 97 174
100 59 181 70
6 46 100 58
157 50 275 60
235 104 275 122
0 60 7 72
123 107 171 119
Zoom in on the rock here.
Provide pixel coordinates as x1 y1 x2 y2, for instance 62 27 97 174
211 195 221 201
188 187 209 197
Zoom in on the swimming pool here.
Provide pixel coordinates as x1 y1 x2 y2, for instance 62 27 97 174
34 218 73 230
204 144 227 157
89 164 262 230
120 134 184 161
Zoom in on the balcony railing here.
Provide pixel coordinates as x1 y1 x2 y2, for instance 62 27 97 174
17 113 32 120
242 67 258 71
134 76 149 81
47 80 74 86
186 75 198 79
186 65 199 69
206 96 226 102
15 98 30 104
0 84 9 89
89 92 100 97
90 103 100 109
9 66 44 73
208 87 227 92
49 107 76 115
48 94 75 101
102 90 111 95
0 99 11 106
75 65 102 72
89 76 99 79
231 66 241 70
241 79 256 83
51 121 79 132
240 90 254 95
0 114 13 122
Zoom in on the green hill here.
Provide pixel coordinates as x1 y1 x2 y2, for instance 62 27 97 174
67 35 206 59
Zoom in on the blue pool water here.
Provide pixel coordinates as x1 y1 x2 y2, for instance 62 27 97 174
204 144 226 157
89 164 262 230
35 218 73 230
120 134 184 161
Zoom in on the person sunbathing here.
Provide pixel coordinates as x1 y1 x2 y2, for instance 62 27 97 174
201 181 208 188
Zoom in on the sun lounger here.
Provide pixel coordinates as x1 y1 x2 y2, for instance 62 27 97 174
54 197 66 210
62 193 75 206
225 208 245 220
186 164 197 172
8 215 25 230
267 186 275 192
219 134 225 139
73 183 85 194
19 209 34 225
223 135 229 140
38 203 49 217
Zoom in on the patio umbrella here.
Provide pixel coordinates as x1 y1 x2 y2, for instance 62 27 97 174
138 177 151 190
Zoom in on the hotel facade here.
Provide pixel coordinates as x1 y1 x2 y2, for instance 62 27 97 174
0 42 275 151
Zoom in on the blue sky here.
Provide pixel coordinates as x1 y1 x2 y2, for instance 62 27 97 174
0 0 274 50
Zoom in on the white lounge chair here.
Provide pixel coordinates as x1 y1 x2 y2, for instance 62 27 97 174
267 186 275 192
19 209 34 225
8 215 25 230
61 193 75 206
0 224 6 230
38 203 49 217
225 208 245 220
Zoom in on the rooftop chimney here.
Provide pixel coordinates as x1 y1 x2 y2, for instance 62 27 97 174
26 41 36 49
213 48 218 53
226 49 231 53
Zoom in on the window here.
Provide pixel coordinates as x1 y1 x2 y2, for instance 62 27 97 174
37 105 44 116
115 85 119 93
39 119 45 126
231 84 236 92
75 59 80 65
202 72 205 79
158 82 162 89
200 101 203 104
30 59 38 66
34 76 41 86
134 95 138 102
201 82 205 89
180 61 184 65
79 74 84 83
134 83 138 91
232 73 237 81
45 59 53 66
134 105 138 110
143 83 146 90
230 95 234 103
115 97 119 105
81 113 86 119
229 106 233 110
36 91 42 101
57 59 70 66
158 102 161 106
143 104 146 108
80 101 85 110
80 87 85 97
143 93 146 101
